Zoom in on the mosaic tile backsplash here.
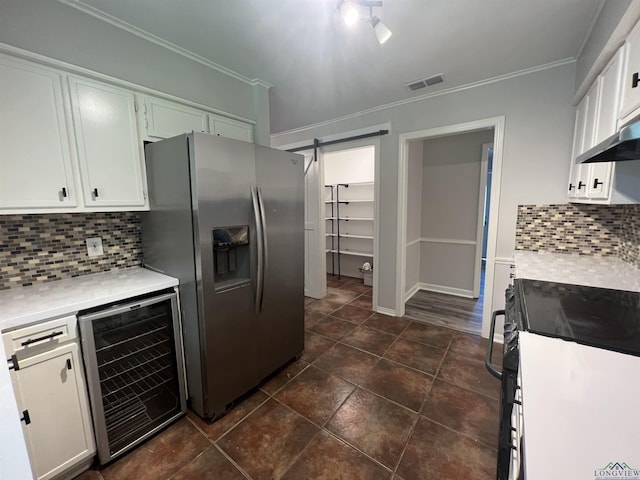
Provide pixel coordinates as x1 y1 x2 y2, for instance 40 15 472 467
0 213 142 290
516 204 640 268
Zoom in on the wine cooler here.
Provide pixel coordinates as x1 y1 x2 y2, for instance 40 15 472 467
78 289 186 464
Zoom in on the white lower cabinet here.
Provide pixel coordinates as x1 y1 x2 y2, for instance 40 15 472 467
9 342 95 480
68 77 147 209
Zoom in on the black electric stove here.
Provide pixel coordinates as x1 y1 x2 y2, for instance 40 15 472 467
488 278 640 480
516 278 640 357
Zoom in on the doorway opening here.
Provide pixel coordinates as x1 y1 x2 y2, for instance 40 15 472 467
397 117 504 337
323 144 377 290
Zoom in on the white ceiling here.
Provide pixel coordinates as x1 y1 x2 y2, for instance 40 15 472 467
67 0 602 133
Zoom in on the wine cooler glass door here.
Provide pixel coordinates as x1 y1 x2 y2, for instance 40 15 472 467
79 291 186 464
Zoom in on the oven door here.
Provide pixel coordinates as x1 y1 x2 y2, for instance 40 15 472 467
487 285 524 480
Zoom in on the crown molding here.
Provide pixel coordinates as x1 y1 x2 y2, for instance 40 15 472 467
0 42 256 125
59 0 271 88
272 57 575 138
250 78 274 89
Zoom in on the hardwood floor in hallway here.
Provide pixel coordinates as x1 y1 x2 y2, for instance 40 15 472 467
404 266 485 335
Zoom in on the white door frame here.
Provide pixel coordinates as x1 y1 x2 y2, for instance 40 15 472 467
472 143 493 298
320 138 381 309
396 117 505 338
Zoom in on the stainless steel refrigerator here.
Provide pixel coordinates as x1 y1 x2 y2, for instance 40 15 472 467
141 132 304 420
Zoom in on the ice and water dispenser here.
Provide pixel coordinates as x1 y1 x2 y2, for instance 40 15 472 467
212 226 250 291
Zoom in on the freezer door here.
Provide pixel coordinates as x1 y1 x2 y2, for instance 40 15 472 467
255 145 305 378
190 133 262 419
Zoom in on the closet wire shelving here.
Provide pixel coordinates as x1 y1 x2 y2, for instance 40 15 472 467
325 182 374 279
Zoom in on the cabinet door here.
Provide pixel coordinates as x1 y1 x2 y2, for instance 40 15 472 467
568 95 589 199
69 77 146 208
142 96 208 139
620 23 640 119
587 49 622 200
209 114 254 142
12 343 94 480
595 48 623 144
0 56 77 209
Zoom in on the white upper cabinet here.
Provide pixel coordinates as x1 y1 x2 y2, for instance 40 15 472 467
620 20 640 119
569 46 632 204
209 114 254 142
68 77 147 209
0 56 77 210
141 96 208 140
596 48 623 144
568 92 590 199
588 49 623 200
0 50 256 214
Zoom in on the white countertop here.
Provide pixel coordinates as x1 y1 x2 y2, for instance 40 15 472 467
514 250 640 292
520 332 640 479
0 267 178 332
0 267 178 480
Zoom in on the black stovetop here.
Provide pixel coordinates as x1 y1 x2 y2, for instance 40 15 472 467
515 278 640 357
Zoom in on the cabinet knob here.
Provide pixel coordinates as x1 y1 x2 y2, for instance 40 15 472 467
633 72 640 89
593 178 603 188
568 183 575 191
61 187 67 198
578 181 586 190
93 188 99 199
20 410 31 425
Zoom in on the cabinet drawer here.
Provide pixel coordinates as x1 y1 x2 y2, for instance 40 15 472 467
2 316 77 355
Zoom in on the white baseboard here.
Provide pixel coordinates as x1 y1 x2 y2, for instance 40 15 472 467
404 283 421 302
374 306 398 317
419 283 475 299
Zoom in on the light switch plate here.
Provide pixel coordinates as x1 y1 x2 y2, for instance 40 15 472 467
86 237 104 257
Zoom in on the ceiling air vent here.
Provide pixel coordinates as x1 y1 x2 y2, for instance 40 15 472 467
404 73 445 92
407 80 427 91
425 74 444 86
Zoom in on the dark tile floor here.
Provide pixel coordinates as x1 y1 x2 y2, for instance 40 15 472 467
76 275 501 480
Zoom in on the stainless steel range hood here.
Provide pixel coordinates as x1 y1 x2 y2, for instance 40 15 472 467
577 120 640 163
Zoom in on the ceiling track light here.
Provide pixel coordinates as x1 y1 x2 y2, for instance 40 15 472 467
370 15 392 44
337 0 392 44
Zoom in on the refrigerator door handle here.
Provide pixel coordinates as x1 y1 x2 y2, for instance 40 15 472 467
251 187 265 313
257 187 268 312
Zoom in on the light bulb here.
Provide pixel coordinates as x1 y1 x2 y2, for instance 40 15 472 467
340 1 359 26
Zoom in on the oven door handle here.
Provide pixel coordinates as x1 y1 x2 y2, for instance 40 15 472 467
486 309 505 380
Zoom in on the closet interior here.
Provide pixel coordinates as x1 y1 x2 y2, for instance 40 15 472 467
324 146 375 281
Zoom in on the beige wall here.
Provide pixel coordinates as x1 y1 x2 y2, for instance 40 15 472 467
421 130 493 240
420 243 477 292
418 130 493 293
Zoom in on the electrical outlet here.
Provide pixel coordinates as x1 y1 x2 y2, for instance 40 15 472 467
86 237 104 257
